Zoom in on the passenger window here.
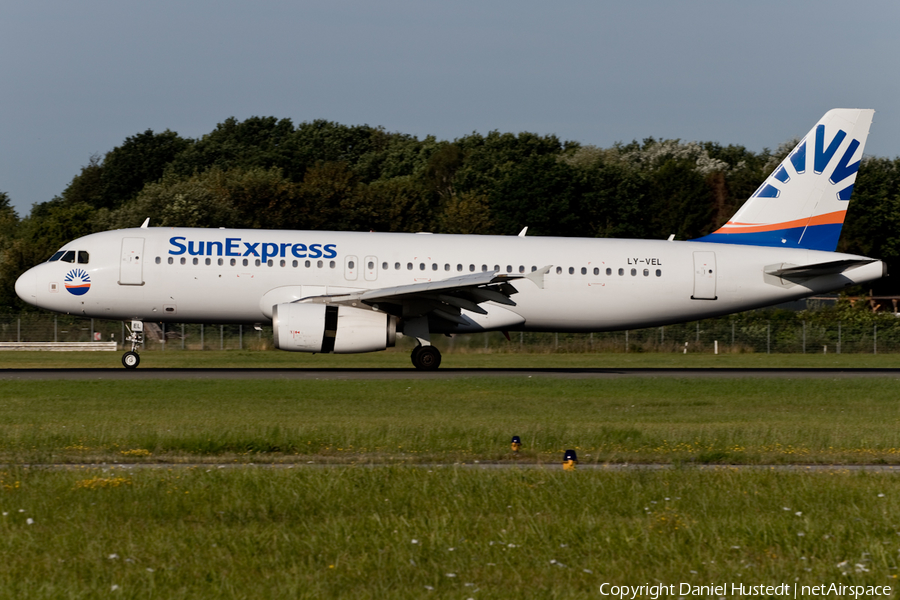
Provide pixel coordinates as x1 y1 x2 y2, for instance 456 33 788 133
568 267 574 274
407 263 413 270
457 264 463 272
48 251 64 262
305 260 311 268
395 262 401 270
205 258 211 266
443 264 449 271
181 257 187 265
482 265 488 272
369 261 375 270
168 257 174 265
656 269 662 277
382 262 387 270
419 263 425 270
593 267 599 275
230 258 236 266
77 251 89 264
469 265 475 272
348 261 355 269
292 260 298 267
329 261 335 268
317 260 323 268
280 260 285 267
643 269 649 276
493 265 499 271
631 268 637 276
606 268 612 275
531 266 537 272
519 266 525 273
618 268 624 276
193 258 199 265
218 258 224 266
506 265 512 273
61 251 76 263
581 267 587 275
155 257 161 264
556 267 562 274
255 259 261 267
242 259 248 267
431 263 437 271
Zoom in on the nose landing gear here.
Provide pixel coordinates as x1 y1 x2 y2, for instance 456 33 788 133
122 320 143 369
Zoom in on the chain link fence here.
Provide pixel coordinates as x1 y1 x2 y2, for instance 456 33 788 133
2 311 900 354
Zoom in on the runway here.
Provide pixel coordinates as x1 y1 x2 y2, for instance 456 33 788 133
3 367 900 380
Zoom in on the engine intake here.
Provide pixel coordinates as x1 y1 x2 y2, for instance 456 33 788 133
272 303 396 353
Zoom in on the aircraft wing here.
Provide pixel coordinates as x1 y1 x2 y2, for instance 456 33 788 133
302 266 551 324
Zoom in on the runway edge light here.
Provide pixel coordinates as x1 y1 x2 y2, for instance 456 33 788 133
563 449 577 471
511 435 521 453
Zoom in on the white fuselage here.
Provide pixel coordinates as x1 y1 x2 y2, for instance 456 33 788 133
15 227 886 332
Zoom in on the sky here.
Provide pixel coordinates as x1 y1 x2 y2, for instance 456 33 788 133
2 0 899 217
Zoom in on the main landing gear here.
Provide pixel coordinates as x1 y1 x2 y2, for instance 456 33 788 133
122 320 143 369
411 344 441 370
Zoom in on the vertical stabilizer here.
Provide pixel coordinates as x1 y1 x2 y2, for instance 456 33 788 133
694 109 874 251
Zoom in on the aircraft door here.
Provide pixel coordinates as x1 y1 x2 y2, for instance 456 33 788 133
344 255 358 281
364 256 378 281
119 237 145 286
691 251 717 300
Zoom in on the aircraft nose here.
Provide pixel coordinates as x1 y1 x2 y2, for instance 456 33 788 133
15 268 37 305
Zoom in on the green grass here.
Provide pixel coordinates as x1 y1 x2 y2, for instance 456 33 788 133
0 348 899 369
1 467 899 599
2 377 900 464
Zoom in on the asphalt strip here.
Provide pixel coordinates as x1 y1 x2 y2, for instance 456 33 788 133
3 367 900 380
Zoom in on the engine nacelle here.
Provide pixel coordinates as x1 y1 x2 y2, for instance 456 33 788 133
272 303 397 353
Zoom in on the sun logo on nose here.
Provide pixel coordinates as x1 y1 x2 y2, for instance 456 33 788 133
64 268 91 296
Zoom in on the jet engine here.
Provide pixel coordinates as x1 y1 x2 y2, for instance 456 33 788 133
272 303 397 353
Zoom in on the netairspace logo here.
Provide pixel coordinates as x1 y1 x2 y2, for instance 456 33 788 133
168 236 337 261
64 268 91 296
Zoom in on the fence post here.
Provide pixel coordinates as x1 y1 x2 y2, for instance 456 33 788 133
625 330 629 352
555 332 559 350
17 318 20 342
121 322 125 350
838 321 841 354
696 322 700 343
182 324 185 350
802 320 806 354
731 321 735 347
201 324 204 350
161 323 166 351
239 325 243 350
874 324 877 355
220 325 224 350
91 318 94 343
54 316 58 342
767 323 770 354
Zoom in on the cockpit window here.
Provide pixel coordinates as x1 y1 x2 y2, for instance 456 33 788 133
48 251 65 262
77 251 89 264
60 251 76 263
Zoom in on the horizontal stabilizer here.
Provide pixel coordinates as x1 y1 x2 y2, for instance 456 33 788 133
765 259 876 279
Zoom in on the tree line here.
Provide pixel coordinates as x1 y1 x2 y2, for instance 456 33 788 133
2 116 900 310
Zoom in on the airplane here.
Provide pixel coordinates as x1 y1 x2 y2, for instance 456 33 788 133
15 108 885 370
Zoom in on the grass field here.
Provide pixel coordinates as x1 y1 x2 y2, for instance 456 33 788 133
3 356 900 597
1 376 899 465
1 466 899 598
